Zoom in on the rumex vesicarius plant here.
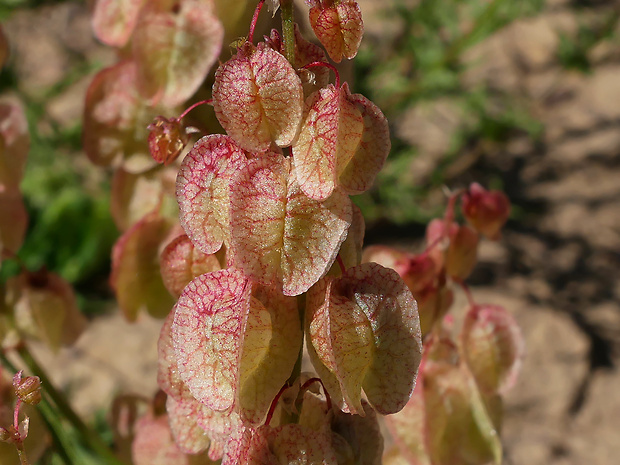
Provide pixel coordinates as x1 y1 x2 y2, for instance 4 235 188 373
0 1 524 464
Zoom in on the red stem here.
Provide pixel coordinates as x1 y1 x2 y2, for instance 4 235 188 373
299 377 332 411
336 254 346 274
178 99 213 121
264 383 290 426
13 399 21 431
248 0 266 44
302 61 340 88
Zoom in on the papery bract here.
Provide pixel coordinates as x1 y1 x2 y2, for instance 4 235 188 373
212 42 303 153
176 134 248 255
247 424 338 465
417 285 454 337
0 98 29 192
387 336 502 465
160 234 226 298
293 83 363 200
132 0 223 107
111 165 177 231
132 411 215 465
83 60 164 173
110 211 177 321
461 305 524 395
158 310 239 460
462 183 510 240
6 270 86 351
229 154 351 296
92 0 146 47
426 219 479 280
238 285 301 424
422 362 502 465
308 0 363 62
172 269 251 412
306 262 422 414
0 190 27 253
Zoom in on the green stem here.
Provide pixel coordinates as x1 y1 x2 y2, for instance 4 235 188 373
15 346 125 465
280 0 296 65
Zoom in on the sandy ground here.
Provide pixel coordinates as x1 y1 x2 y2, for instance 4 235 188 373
3 1 620 464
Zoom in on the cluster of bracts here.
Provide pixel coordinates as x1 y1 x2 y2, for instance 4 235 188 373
0 1 524 464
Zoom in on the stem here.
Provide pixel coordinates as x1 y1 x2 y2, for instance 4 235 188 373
336 254 346 274
280 0 296 64
265 383 290 426
16 346 125 465
17 448 29 465
248 0 266 44
302 61 340 88
178 99 213 121
454 278 476 308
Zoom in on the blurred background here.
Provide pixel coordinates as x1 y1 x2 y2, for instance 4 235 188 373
1 0 619 463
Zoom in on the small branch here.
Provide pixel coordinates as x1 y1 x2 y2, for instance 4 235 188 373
248 0 267 44
265 383 291 426
177 99 213 121
336 254 346 274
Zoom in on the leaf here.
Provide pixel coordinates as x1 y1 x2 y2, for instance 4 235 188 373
461 304 525 395
423 362 502 465
158 310 239 460
306 263 423 414
83 60 167 173
338 90 390 195
92 0 146 47
229 154 352 296
327 202 364 275
293 83 363 200
172 269 251 412
132 0 224 107
7 270 86 352
212 42 303 153
176 134 248 255
110 211 176 321
111 165 177 231
308 0 364 63
160 234 226 298
238 285 301 424
167 396 212 455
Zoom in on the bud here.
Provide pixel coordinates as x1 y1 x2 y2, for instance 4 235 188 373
13 371 42 406
147 116 189 166
461 183 510 240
